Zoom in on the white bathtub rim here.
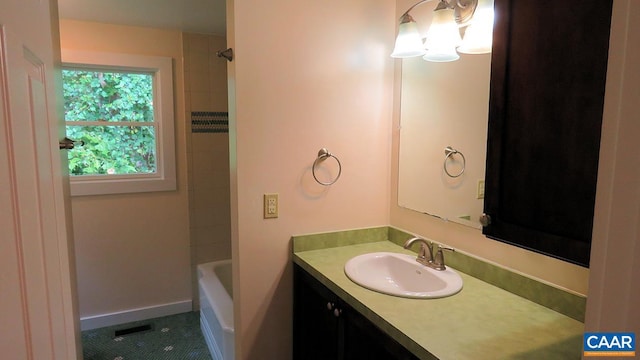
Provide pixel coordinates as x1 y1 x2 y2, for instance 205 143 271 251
198 260 234 333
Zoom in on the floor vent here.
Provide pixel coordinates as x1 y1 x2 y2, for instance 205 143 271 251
114 324 153 337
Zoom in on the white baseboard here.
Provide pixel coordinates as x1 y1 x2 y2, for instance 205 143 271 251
80 300 193 331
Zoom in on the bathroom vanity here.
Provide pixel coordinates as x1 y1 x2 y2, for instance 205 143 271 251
292 227 585 360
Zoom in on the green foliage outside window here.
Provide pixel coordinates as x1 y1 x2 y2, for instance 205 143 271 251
63 69 157 175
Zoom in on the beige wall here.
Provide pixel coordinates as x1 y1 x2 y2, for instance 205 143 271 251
228 0 396 358
59 20 191 319
183 32 231 308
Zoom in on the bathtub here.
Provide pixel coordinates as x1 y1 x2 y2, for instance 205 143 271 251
198 260 234 360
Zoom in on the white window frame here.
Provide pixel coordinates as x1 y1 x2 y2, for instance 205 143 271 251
62 50 176 196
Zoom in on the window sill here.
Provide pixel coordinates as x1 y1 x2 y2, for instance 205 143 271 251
70 174 176 196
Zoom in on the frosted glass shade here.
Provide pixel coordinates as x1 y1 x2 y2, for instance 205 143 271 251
458 0 494 54
391 20 427 58
423 8 461 62
423 48 460 62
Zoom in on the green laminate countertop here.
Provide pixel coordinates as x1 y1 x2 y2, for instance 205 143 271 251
293 240 584 360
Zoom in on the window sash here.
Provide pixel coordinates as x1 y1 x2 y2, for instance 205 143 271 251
62 50 176 196
62 69 155 123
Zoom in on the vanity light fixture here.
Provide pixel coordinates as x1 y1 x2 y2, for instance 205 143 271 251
391 0 494 62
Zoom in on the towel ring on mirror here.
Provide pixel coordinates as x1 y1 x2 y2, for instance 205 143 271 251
444 146 466 178
312 148 342 186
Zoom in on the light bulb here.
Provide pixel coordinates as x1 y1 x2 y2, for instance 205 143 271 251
391 19 427 58
423 7 461 62
458 0 494 54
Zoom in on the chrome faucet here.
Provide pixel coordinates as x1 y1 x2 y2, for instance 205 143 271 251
403 237 434 266
403 237 455 271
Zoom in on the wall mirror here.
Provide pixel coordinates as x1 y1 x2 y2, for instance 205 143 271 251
397 12 492 229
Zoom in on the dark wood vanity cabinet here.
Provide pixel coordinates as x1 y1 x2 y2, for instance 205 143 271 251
293 264 419 360
293 264 339 359
483 0 613 266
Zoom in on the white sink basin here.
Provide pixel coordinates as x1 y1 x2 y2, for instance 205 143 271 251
344 252 463 299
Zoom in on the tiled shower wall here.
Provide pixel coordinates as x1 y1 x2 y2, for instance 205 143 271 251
183 33 230 308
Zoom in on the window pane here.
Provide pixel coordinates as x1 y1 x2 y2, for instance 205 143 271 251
62 69 154 122
67 125 157 175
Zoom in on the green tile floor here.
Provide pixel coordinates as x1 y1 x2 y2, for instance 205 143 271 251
82 312 213 360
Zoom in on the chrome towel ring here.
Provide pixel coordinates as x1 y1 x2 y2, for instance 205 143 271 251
444 146 466 178
312 148 342 186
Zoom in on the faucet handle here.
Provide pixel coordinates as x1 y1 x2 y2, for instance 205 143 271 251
403 237 435 266
418 242 434 262
432 245 455 270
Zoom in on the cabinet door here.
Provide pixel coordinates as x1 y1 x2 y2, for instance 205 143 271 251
293 265 341 360
342 301 419 360
294 264 421 360
483 0 613 266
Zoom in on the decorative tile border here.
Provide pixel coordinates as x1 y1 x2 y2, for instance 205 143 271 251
191 111 228 133
292 226 586 322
